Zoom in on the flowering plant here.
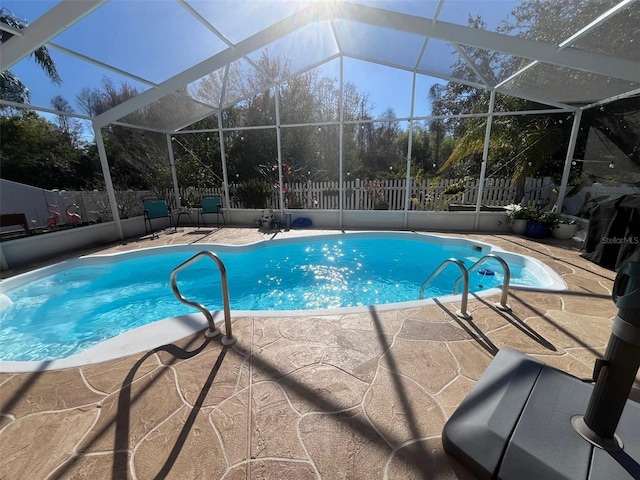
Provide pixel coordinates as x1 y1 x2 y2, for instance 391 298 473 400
504 204 530 221
364 179 389 208
505 203 557 223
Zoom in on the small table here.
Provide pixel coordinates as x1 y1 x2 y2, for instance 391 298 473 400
175 208 197 229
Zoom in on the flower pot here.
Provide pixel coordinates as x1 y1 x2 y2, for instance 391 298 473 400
525 221 550 239
510 218 527 234
551 223 578 240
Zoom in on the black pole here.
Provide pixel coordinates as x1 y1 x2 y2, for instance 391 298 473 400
582 261 640 442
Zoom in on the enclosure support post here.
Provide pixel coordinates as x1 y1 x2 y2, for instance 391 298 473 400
403 72 418 229
166 134 181 210
555 109 582 214
93 123 123 239
275 87 285 223
339 55 345 229
217 110 232 224
474 89 496 230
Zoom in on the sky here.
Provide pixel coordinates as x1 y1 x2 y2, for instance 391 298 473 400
3 0 519 136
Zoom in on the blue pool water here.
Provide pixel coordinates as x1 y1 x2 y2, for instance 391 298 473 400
0 233 556 362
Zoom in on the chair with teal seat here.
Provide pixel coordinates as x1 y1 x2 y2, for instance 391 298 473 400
198 196 225 228
143 200 174 236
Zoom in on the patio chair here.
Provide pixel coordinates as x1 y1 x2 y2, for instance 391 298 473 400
198 196 225 228
143 200 174 235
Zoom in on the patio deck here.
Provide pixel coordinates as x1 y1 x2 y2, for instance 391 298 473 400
0 227 635 479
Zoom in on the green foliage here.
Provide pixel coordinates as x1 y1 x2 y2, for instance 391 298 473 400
543 212 576 225
504 204 536 221
234 178 272 209
172 126 222 189
181 191 201 208
287 192 303 208
1 0 638 206
76 79 175 191
433 0 639 191
5 2 634 200
507 204 556 224
0 112 100 189
443 180 465 195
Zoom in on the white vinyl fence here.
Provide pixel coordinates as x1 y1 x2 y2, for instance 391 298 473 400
170 176 553 211
5 176 637 231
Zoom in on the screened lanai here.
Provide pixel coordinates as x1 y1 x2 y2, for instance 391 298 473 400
3 4 640 477
1 0 639 237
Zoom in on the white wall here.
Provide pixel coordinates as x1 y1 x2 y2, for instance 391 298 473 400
0 179 69 231
1 217 146 271
219 209 511 232
1 208 513 271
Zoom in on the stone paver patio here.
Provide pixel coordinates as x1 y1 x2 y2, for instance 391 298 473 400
1 227 637 479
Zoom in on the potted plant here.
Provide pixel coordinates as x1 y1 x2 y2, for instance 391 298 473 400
504 204 529 234
524 208 555 239
551 216 578 240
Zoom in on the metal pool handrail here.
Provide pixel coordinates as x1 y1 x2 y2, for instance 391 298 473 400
453 254 511 312
420 257 471 319
170 251 237 346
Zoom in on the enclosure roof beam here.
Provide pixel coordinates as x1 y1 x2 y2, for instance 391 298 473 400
92 1 638 129
327 2 640 83
0 0 107 71
93 4 323 128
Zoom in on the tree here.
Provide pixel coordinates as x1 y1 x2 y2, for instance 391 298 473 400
0 7 61 106
76 87 103 117
77 78 172 191
358 108 404 177
428 84 447 170
0 111 98 189
51 95 84 147
433 12 574 186
397 125 432 179
190 52 382 184
497 0 640 99
171 121 223 190
436 0 639 199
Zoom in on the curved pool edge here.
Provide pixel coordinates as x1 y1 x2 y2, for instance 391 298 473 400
1 288 505 373
0 231 568 372
1 282 568 373
0 313 208 374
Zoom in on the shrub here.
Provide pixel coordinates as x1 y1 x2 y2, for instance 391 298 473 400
234 178 272 209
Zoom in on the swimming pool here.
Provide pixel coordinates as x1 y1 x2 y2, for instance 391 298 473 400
0 232 565 369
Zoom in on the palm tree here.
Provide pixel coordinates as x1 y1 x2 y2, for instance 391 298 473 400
440 101 571 200
0 7 61 104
